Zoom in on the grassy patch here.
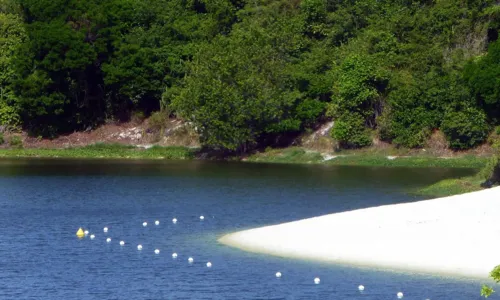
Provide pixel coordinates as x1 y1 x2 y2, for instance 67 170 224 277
0 143 196 160
247 147 488 168
246 147 324 164
412 176 484 198
326 155 486 168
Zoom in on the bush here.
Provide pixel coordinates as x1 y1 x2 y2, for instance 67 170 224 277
0 102 20 128
8 135 22 148
131 111 145 124
331 113 372 148
0 133 4 144
148 111 168 130
441 106 489 150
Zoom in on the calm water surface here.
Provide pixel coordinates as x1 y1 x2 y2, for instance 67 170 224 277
0 159 496 300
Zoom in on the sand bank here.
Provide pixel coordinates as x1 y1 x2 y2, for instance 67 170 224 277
219 187 500 278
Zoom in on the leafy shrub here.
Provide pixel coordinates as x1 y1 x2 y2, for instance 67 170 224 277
481 265 500 297
383 83 436 148
0 102 20 128
131 111 145 124
479 156 500 185
0 133 4 144
441 106 489 150
295 99 325 127
148 111 168 130
496 126 500 136
331 113 371 148
8 135 22 148
465 40 500 121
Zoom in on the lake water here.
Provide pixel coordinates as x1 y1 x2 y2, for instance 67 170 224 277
0 159 496 300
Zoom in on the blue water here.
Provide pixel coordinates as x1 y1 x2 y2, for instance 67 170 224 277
0 159 496 299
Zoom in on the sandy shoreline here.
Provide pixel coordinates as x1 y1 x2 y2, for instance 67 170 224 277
219 187 500 278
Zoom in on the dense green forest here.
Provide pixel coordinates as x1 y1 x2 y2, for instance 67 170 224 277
1 0 500 152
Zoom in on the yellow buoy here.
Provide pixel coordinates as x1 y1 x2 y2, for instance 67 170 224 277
76 228 85 239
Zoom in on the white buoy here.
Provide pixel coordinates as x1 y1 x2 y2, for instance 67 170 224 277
314 277 320 284
358 285 365 291
275 272 282 278
206 262 212 268
155 220 160 226
119 240 125 246
188 257 194 263
90 234 95 240
103 227 108 233
154 249 160 255
397 292 404 299
106 237 111 243
84 230 89 236
137 244 143 251
172 253 178 259
142 221 148 227
200 215 205 220
172 218 177 224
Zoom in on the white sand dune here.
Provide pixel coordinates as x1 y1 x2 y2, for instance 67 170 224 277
219 187 500 278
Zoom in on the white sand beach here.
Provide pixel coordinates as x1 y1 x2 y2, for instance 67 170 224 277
219 187 500 278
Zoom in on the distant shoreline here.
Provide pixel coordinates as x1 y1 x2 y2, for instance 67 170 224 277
0 144 488 169
0 144 488 198
219 187 500 279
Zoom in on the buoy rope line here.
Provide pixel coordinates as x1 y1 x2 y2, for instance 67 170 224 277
76 220 415 298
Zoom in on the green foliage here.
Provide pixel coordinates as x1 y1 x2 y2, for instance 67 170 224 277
482 285 495 298
0 143 196 159
249 148 487 168
1 0 499 153
482 265 500 298
0 100 19 127
172 4 307 151
414 176 484 198
148 111 168 130
0 132 4 144
491 265 500 283
329 54 387 119
246 147 324 164
131 111 145 124
8 134 22 147
0 2 24 128
441 106 489 150
465 40 500 122
331 113 372 149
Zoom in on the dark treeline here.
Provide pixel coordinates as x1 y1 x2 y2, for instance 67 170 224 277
1 0 500 151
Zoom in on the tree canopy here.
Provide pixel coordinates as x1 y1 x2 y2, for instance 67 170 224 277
0 0 499 151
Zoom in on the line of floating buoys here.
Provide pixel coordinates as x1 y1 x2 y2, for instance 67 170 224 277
76 224 413 298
